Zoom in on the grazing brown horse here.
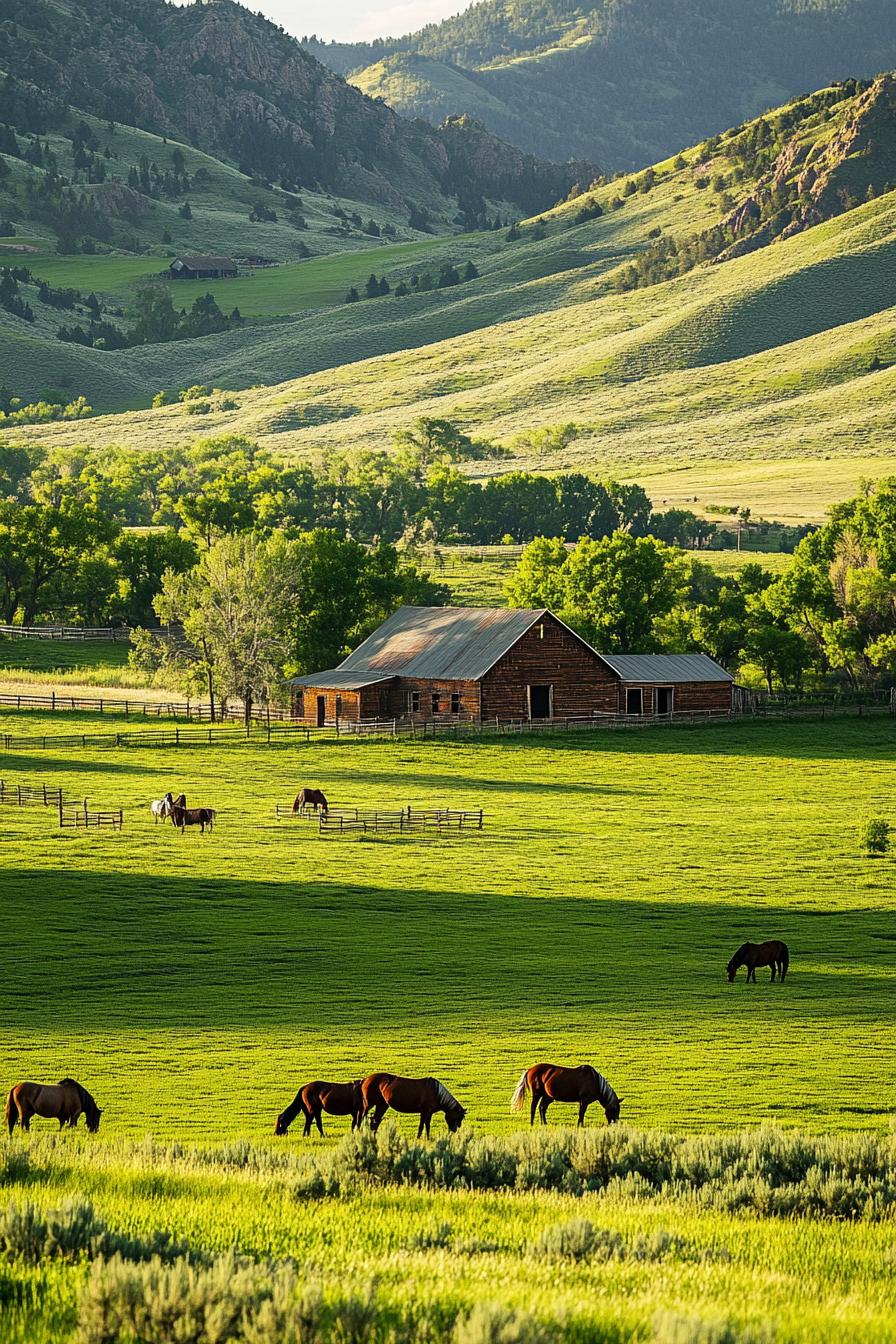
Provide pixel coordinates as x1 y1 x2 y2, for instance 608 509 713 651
512 1063 622 1127
361 1072 467 1137
727 940 789 983
293 788 328 814
6 1078 102 1133
274 1080 362 1137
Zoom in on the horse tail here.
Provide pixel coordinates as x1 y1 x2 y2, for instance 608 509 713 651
6 1088 17 1134
781 943 789 978
511 1069 529 1112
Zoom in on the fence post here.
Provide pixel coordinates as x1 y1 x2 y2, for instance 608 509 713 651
176 727 180 747
51 690 56 711
84 799 88 827
58 795 63 828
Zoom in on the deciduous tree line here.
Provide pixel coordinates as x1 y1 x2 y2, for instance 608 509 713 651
508 477 896 691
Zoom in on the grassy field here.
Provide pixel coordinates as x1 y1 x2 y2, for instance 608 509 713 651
2 713 893 1137
15 237 496 319
1 713 895 1340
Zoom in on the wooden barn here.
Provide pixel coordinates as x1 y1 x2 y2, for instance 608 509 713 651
287 606 734 726
169 254 237 280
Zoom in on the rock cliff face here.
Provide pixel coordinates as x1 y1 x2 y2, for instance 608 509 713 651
1 0 592 215
717 76 896 261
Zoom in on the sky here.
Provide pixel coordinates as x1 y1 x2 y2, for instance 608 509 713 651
236 0 474 42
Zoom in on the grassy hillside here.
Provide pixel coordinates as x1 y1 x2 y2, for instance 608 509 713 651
307 0 896 168
14 144 896 519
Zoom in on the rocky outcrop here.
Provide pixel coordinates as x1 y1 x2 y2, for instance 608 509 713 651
715 75 896 261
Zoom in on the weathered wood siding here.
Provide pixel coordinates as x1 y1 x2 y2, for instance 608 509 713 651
617 681 732 714
481 614 616 719
385 678 480 722
290 688 364 723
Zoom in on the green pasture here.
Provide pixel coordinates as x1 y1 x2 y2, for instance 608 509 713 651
18 237 490 319
2 713 895 1341
1 713 894 1140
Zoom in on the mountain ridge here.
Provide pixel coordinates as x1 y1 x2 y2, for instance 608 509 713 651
304 0 896 169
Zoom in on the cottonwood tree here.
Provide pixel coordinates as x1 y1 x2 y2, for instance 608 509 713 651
0 495 118 624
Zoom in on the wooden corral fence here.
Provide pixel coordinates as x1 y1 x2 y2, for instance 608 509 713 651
0 691 295 722
0 624 132 641
0 778 67 808
0 777 122 829
58 797 123 830
277 804 485 836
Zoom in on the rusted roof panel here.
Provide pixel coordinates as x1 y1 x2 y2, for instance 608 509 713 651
339 606 548 680
285 670 397 690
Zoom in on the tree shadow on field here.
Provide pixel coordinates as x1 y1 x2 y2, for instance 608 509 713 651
1 868 893 1038
1 752 155 778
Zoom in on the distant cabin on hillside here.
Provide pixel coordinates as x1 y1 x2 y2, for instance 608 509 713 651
286 606 734 726
169 254 237 280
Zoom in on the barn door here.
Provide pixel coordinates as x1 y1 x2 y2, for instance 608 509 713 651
316 695 326 727
625 687 643 715
656 686 673 715
528 684 553 720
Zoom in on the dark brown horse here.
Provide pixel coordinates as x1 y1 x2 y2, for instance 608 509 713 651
6 1078 102 1133
361 1072 466 1138
169 792 216 833
293 789 328 814
727 940 789 983
274 1080 362 1136
512 1063 622 1126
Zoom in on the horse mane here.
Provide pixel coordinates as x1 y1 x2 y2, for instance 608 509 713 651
728 942 751 966
584 1065 616 1108
434 1079 461 1111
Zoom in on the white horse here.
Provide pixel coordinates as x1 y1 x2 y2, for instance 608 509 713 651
150 792 174 824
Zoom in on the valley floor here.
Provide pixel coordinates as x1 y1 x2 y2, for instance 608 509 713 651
2 714 894 1339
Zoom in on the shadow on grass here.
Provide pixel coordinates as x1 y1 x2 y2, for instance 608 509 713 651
0 868 892 1036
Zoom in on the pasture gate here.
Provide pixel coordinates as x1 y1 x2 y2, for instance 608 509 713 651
0 778 66 808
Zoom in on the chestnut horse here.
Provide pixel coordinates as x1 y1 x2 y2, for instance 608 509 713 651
727 940 789 983
274 1080 362 1136
512 1063 622 1126
293 789 328 814
361 1072 467 1137
6 1078 102 1133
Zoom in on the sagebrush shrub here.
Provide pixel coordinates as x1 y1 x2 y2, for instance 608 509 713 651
453 1302 555 1344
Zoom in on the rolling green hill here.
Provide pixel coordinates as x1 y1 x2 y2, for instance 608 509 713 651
10 76 896 522
306 0 896 170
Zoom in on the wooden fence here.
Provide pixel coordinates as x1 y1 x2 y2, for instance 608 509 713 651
0 778 66 807
0 624 131 641
58 797 123 830
277 804 485 835
0 691 295 722
0 777 122 829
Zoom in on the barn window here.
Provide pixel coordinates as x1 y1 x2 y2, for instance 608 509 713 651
431 692 440 715
408 690 420 713
294 691 304 718
451 692 461 714
625 687 643 715
335 695 343 718
656 686 673 715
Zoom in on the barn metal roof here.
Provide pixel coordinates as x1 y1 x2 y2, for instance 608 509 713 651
596 652 733 683
171 254 236 268
285 670 397 690
339 606 550 680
